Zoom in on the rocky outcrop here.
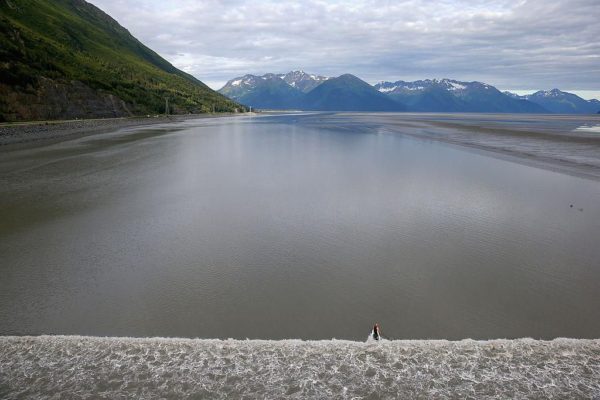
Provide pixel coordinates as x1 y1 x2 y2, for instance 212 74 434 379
0 77 133 122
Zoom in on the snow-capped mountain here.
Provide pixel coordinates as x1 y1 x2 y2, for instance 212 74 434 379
302 74 404 111
218 73 306 109
219 73 281 99
218 71 329 109
277 70 330 93
219 72 403 111
375 78 486 94
219 72 598 113
374 79 547 113
504 89 600 114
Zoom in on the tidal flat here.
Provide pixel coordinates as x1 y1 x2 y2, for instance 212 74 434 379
298 112 600 180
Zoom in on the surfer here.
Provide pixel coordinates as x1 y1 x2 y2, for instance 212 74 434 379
372 323 381 340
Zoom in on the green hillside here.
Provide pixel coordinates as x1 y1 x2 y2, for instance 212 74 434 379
0 0 244 121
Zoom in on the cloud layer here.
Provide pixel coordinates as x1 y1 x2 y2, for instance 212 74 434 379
91 0 600 91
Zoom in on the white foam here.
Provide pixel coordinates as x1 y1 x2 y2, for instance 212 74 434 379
575 124 600 133
1 336 598 398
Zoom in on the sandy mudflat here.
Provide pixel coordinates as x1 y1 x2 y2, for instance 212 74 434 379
298 113 600 181
0 336 599 399
369 113 600 181
0 113 248 146
3 112 600 180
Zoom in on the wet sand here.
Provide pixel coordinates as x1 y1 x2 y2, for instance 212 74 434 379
0 113 250 147
297 113 600 180
4 112 600 182
1 336 598 399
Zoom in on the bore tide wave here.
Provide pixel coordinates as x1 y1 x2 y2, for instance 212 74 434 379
1 336 599 398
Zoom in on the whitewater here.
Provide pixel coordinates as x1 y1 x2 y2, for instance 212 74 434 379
1 336 599 399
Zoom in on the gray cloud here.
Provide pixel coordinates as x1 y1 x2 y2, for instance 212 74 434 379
90 0 600 91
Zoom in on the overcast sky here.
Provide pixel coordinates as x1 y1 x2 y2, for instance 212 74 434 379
91 0 600 98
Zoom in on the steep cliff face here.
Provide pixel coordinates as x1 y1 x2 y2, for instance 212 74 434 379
0 77 133 121
0 0 243 121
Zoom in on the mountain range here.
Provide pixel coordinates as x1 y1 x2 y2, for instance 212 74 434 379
219 71 404 111
504 89 600 114
1 0 596 121
220 72 600 114
0 0 242 122
303 74 404 111
375 79 545 113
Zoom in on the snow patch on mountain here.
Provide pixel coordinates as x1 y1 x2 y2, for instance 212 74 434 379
447 81 466 91
378 85 398 93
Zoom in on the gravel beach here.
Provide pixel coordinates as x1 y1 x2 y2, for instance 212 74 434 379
0 113 247 146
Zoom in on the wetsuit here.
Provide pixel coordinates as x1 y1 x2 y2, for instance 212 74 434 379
373 325 380 340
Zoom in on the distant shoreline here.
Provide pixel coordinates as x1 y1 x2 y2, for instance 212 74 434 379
394 115 600 182
3 111 600 182
297 112 600 181
0 113 253 147
1 335 598 398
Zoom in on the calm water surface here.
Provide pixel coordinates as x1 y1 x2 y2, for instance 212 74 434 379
1 114 599 340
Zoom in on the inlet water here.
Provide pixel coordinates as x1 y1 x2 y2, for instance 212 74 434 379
1 114 599 340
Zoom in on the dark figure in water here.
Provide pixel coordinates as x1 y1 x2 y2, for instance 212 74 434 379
373 323 381 340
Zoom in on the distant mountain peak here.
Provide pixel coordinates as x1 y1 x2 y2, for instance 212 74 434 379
520 89 600 113
278 70 330 92
220 70 330 101
303 74 405 111
532 89 565 98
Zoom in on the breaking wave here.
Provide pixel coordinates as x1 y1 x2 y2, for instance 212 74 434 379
1 336 599 399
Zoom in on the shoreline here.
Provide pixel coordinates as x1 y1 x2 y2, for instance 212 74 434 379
4 112 600 183
298 112 600 182
391 115 600 182
3 334 599 345
396 128 600 182
1 335 598 398
0 113 252 147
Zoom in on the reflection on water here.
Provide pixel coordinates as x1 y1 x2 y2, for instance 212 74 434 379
1 114 599 340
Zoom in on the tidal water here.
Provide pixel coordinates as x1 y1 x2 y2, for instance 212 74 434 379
1 113 599 340
2 336 599 399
